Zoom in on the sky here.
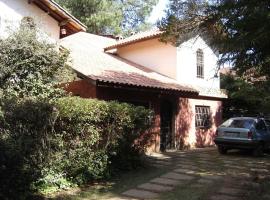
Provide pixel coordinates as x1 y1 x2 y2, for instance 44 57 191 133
147 0 169 24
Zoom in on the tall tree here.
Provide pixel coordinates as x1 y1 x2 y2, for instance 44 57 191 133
56 0 158 35
220 74 270 118
159 0 270 78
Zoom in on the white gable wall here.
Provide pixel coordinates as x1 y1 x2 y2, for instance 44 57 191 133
117 35 220 90
117 38 177 79
0 0 60 41
176 36 220 89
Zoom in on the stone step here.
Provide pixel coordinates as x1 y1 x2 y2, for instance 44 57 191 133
218 187 245 196
174 168 198 175
210 194 239 200
161 172 195 181
150 177 182 186
122 189 159 199
137 182 173 193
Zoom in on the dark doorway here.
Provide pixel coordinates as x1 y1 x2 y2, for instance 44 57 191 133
160 100 174 152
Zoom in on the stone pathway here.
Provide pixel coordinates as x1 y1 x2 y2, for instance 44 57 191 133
120 148 270 199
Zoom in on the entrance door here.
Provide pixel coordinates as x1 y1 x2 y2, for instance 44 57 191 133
160 100 173 152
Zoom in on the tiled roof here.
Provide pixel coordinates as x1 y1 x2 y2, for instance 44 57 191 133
60 32 197 94
104 28 163 51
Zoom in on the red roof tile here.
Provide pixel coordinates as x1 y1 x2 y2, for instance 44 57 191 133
60 32 197 94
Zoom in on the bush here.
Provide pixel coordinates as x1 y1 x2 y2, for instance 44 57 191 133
0 98 56 199
0 97 153 199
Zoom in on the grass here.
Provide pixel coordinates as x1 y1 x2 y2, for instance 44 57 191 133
47 150 270 200
48 164 169 200
159 183 212 200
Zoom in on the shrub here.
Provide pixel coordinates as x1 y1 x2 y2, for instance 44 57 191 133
0 97 153 199
0 25 75 99
0 98 56 200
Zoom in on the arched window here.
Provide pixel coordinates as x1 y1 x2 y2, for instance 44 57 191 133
196 49 204 79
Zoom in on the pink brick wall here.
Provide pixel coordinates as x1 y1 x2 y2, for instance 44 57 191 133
175 97 223 149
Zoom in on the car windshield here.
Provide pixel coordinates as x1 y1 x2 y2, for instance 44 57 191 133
220 119 254 129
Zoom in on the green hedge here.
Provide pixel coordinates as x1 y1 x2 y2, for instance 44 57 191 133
0 97 153 199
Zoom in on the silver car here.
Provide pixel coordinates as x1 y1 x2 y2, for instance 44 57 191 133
214 117 270 156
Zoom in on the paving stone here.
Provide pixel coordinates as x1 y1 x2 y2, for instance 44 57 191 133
176 154 187 158
218 187 245 196
197 160 210 163
150 177 182 186
262 194 270 199
174 168 198 175
223 160 234 164
152 164 167 168
210 195 239 200
177 162 194 166
250 168 269 173
153 161 172 165
201 175 222 180
190 183 204 188
108 197 138 200
176 164 198 170
122 189 159 199
197 178 213 184
240 181 260 189
224 165 247 170
161 172 195 181
137 183 173 193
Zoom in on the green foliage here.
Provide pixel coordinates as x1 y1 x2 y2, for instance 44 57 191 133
0 97 153 199
0 26 74 99
159 0 270 78
221 74 270 118
56 0 158 35
0 98 57 200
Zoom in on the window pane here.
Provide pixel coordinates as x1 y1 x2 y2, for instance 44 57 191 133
195 106 210 128
225 119 254 129
196 49 204 79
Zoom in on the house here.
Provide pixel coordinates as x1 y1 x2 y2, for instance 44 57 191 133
61 29 227 152
0 0 86 40
1 0 227 152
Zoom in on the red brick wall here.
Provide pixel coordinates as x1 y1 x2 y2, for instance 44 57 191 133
175 97 223 149
64 80 97 98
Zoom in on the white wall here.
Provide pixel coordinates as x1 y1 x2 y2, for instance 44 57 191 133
177 36 220 89
117 38 177 79
0 0 60 41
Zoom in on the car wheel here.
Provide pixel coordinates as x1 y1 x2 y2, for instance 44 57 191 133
218 146 227 154
253 144 264 157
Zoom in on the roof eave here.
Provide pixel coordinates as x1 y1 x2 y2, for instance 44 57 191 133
95 79 198 95
31 0 87 32
104 34 162 51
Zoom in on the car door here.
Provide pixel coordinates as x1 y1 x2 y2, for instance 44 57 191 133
264 120 270 148
257 119 270 148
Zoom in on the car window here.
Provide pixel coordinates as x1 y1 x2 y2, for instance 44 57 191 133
220 119 233 127
220 119 254 129
256 120 267 131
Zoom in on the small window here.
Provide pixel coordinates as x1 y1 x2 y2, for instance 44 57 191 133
195 106 211 128
196 49 204 79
